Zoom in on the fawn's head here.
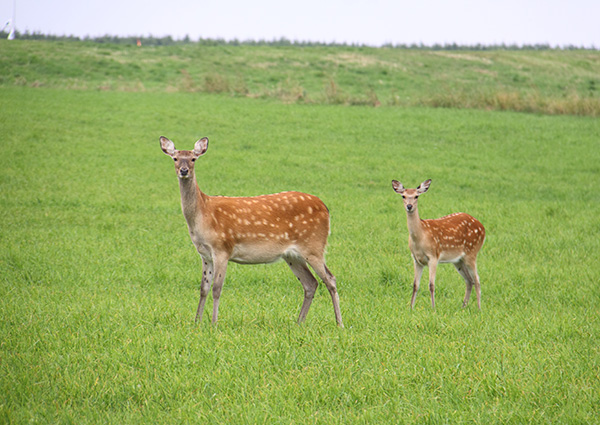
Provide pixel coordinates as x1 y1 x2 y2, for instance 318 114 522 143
392 179 431 213
160 136 209 179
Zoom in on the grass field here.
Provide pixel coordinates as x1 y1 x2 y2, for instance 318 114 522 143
1 41 600 424
1 40 599 115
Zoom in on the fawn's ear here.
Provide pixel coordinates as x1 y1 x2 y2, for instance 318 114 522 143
160 136 176 156
417 179 432 194
392 180 405 194
194 137 209 156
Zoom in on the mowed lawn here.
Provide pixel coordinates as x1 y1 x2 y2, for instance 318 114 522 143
1 87 599 423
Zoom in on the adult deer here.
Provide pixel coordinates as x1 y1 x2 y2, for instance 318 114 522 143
392 179 485 309
160 136 343 327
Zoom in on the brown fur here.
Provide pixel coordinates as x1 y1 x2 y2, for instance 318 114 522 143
161 136 343 326
393 179 485 309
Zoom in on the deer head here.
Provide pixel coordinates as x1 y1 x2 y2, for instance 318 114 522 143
160 136 209 179
392 179 431 213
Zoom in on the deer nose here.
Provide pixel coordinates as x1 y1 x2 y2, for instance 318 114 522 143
180 168 189 176
406 204 413 211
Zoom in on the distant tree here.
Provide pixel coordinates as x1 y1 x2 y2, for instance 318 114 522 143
1 30 597 50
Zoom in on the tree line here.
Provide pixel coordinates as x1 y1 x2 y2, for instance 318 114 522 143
1 30 595 50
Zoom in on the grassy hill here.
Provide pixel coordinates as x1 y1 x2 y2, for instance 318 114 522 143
1 39 599 115
1 39 599 424
2 87 599 423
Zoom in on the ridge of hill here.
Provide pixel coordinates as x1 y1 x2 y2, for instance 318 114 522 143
1 39 599 115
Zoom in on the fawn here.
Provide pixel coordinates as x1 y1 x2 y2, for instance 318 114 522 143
392 179 485 309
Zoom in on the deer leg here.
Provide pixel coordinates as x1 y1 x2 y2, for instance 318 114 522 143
411 259 424 309
323 264 344 327
195 257 213 323
474 271 481 310
307 256 343 327
456 258 482 310
210 256 229 325
428 259 438 309
286 258 319 324
454 260 474 308
465 258 482 310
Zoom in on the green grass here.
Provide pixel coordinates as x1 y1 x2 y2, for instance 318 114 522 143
1 86 599 423
1 40 599 115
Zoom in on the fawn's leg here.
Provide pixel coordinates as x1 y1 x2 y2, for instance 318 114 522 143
210 255 229 325
411 259 424 309
195 257 213 323
428 259 438 309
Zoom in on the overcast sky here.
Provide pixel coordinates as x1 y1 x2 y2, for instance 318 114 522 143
1 0 598 47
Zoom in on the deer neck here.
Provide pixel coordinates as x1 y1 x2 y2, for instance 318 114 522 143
406 208 425 241
178 174 207 226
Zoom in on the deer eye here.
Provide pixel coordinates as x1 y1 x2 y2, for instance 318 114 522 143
173 158 178 162
191 158 196 162
401 196 405 199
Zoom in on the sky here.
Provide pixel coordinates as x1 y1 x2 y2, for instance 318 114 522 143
1 0 599 48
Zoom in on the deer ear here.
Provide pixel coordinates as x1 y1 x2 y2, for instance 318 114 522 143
160 136 176 156
392 180 405 193
194 137 209 156
417 179 431 194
